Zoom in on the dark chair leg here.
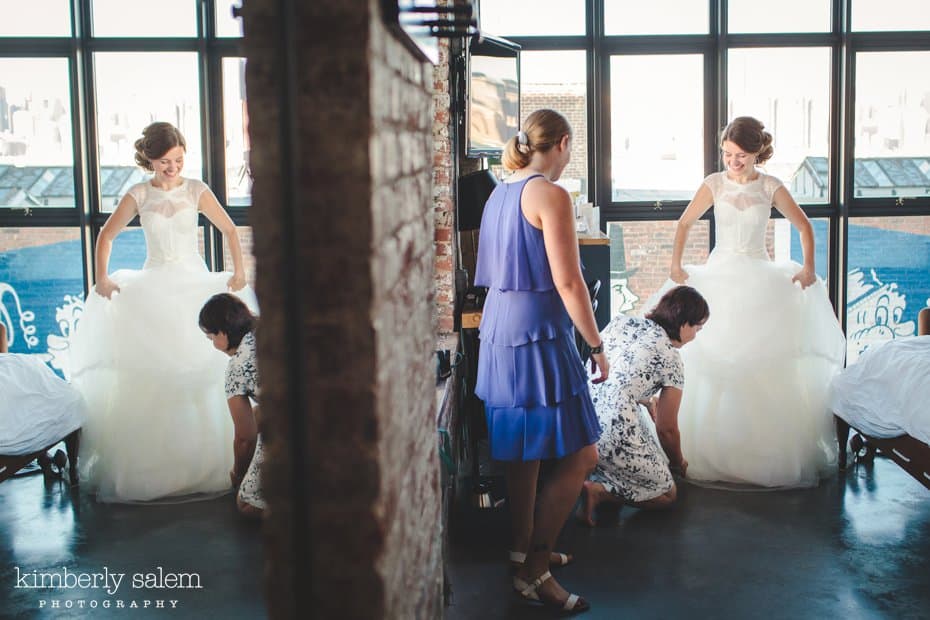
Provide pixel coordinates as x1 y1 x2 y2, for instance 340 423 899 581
64 430 80 485
835 415 850 471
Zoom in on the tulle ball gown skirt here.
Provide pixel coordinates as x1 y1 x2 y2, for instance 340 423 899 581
674 254 846 488
71 262 256 503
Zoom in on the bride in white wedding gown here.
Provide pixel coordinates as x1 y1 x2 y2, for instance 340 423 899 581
666 117 845 488
71 122 256 503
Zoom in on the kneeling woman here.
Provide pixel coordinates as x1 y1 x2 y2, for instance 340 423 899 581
580 286 709 525
199 293 265 518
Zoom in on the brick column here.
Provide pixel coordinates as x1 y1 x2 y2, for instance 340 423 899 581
242 1 442 617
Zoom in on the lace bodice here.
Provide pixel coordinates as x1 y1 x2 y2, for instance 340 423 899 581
126 178 209 269
703 171 783 259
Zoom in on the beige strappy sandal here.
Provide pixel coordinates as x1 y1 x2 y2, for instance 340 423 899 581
517 570 590 615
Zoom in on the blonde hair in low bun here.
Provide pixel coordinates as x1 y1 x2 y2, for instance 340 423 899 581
502 135 532 171
501 109 571 172
720 116 774 165
133 122 187 171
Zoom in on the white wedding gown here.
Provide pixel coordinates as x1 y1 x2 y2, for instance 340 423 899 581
670 171 846 488
71 178 257 503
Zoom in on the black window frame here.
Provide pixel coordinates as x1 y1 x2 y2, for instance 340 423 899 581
479 0 930 331
0 0 247 297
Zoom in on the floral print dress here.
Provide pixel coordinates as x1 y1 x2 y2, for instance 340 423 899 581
589 315 684 502
225 331 265 510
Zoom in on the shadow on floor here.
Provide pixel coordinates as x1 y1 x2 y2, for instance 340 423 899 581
0 473 265 619
445 457 930 620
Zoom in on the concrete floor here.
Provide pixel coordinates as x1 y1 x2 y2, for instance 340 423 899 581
445 457 930 620
0 469 265 619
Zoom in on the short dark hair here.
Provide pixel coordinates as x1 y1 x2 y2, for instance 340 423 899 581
645 285 709 342
198 293 256 348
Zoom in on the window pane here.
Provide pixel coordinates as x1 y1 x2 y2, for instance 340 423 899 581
108 226 206 272
607 220 710 316
94 52 203 211
0 0 71 36
728 48 832 204
610 55 704 202
605 0 707 35
223 58 251 206
0 227 83 377
0 59 75 209
479 0 585 36
223 226 256 287
853 52 930 200
520 51 588 201
728 0 830 33
847 216 930 363
770 217 830 281
216 0 244 37
92 0 197 37
852 0 930 31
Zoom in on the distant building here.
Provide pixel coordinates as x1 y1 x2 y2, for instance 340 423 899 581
0 165 146 208
791 156 930 199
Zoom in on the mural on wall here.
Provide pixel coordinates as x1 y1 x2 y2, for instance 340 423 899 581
846 268 917 363
1 281 83 378
0 281 40 351
793 220 930 364
0 226 149 378
46 294 84 381
611 278 639 315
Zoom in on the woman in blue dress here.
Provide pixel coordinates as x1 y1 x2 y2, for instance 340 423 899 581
475 109 608 614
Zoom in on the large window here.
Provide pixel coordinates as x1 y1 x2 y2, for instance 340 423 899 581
607 220 710 316
0 0 71 36
521 51 588 199
91 0 198 37
94 52 204 201
728 0 830 33
853 52 930 200
0 58 74 208
223 57 251 206
604 0 708 35
0 3 249 369
483 0 930 347
479 0 586 37
851 0 930 32
728 48 832 203
610 55 704 202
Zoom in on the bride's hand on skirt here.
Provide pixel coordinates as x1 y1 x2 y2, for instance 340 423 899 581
227 272 247 292
670 266 689 284
791 266 816 289
95 276 120 299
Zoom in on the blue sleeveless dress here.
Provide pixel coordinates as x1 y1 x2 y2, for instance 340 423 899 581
474 175 601 461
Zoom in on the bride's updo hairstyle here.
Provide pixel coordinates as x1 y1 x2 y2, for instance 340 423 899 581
502 109 571 171
134 122 187 171
646 285 709 343
720 116 774 165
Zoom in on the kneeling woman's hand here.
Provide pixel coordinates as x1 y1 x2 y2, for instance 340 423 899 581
589 350 609 384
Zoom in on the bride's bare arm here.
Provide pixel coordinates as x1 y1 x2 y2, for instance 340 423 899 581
200 190 247 291
671 184 714 283
95 194 138 299
772 186 816 288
